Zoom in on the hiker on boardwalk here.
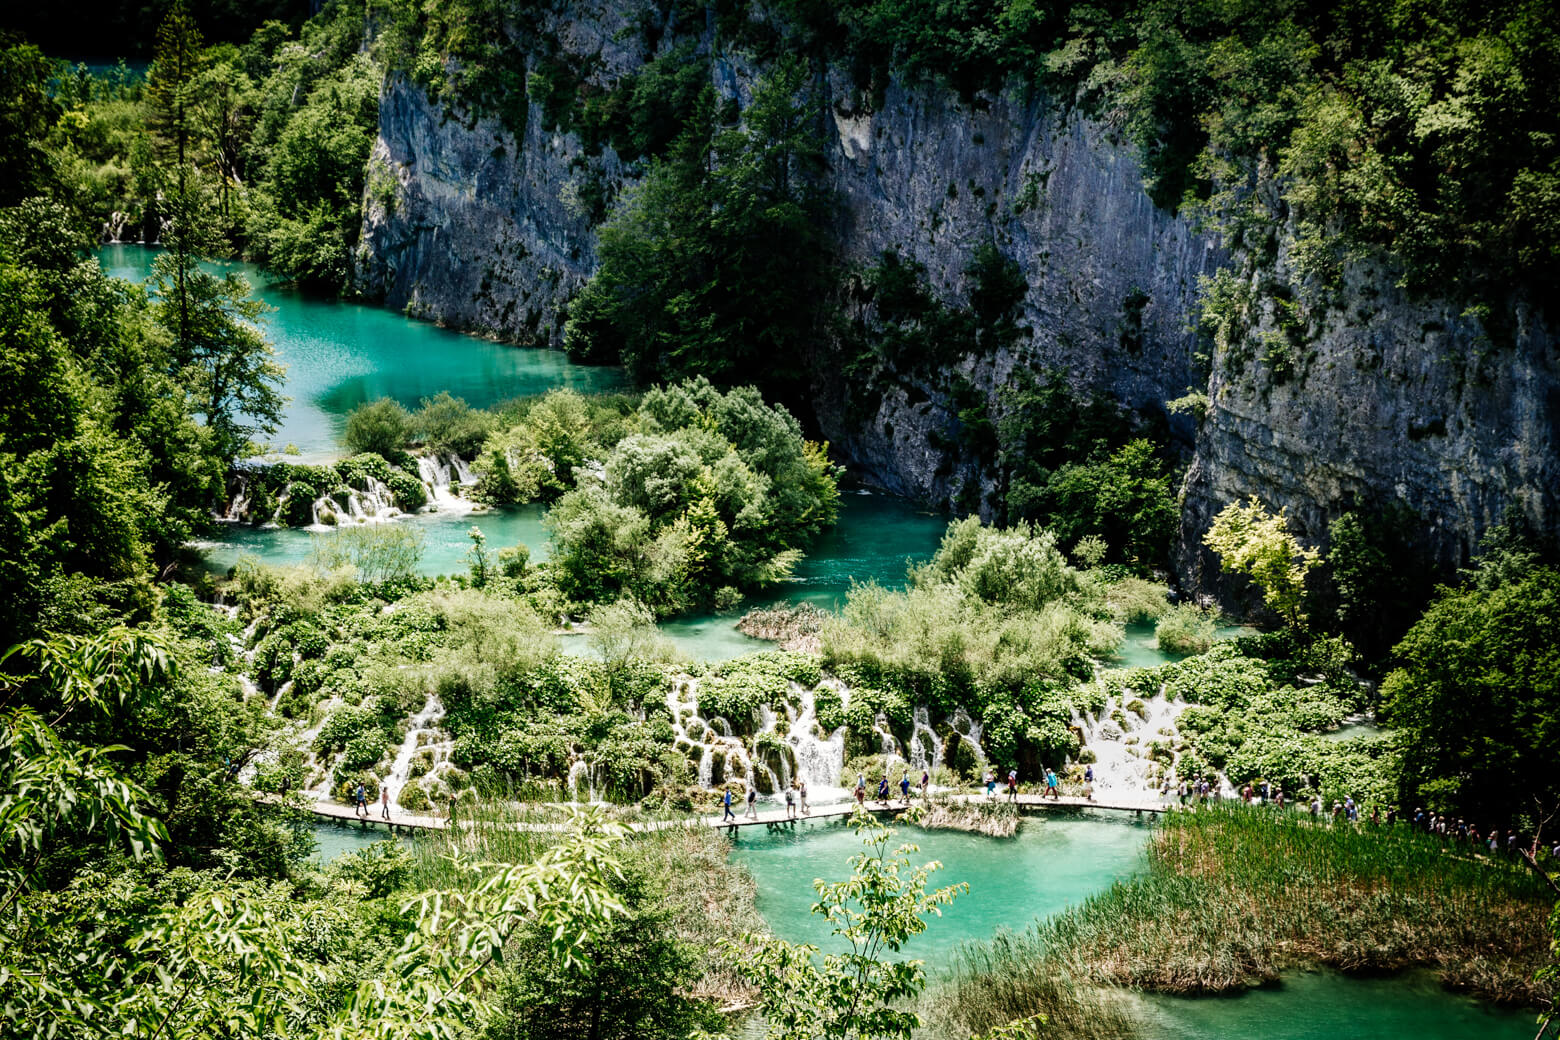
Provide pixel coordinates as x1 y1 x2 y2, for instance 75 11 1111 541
985 770 996 799
353 781 367 819
900 773 911 804
1006 769 1018 802
855 778 866 806
722 787 736 822
380 785 391 821
1083 772 1095 802
785 782 797 820
1044 768 1060 800
920 770 930 800
799 779 810 816
877 776 890 804
745 786 759 819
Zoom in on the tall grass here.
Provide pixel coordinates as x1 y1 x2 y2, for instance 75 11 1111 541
928 806 1552 1037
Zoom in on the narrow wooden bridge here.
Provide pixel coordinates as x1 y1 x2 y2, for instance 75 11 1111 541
293 791 1164 838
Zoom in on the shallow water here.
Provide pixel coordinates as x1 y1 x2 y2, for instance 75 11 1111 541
309 818 406 864
730 809 1152 961
1135 968 1533 1039
734 813 1533 1039
1112 621 1257 670
99 245 625 460
198 504 551 577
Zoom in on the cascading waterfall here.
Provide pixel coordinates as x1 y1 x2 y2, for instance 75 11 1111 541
416 452 480 516
567 758 603 803
384 696 453 800
907 705 943 772
873 713 899 757
1071 688 1197 798
948 707 986 772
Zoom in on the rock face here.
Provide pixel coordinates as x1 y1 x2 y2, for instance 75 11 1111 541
354 20 1559 584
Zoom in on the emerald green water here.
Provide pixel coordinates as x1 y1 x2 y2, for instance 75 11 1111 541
734 815 1533 1039
197 504 552 577
99 245 625 460
730 811 1152 961
309 819 408 864
101 246 950 657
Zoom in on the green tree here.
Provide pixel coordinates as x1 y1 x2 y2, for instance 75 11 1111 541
482 865 717 1040
1204 496 1320 629
565 59 827 392
466 526 493 587
0 39 63 206
151 254 286 461
417 391 492 456
732 809 965 1040
1381 565 1560 832
344 397 414 457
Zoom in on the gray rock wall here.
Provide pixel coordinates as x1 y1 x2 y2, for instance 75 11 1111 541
354 27 1559 586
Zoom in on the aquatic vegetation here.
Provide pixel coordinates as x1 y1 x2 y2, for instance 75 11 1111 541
935 806 1553 1038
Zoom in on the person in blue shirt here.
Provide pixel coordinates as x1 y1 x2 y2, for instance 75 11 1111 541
899 773 911 804
722 787 735 822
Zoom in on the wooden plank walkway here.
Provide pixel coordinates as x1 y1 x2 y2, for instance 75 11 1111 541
294 791 1164 837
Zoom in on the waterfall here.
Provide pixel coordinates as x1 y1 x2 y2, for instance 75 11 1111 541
567 759 601 803
785 683 847 798
948 707 987 772
907 705 943 771
873 713 898 757
415 451 479 516
384 696 452 801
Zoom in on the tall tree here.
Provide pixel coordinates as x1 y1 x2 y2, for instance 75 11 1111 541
1382 550 1560 835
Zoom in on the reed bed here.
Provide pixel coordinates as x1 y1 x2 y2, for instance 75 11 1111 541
917 796 1022 837
928 806 1553 1037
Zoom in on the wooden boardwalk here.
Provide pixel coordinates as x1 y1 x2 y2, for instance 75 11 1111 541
296 791 1164 837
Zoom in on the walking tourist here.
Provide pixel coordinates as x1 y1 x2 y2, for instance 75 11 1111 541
380 785 391 821
900 773 911 804
920 770 930 799
722 787 735 822
799 779 810 816
985 770 996 799
855 778 866 806
745 786 759 819
353 781 367 819
1045 768 1060 800
1006 769 1018 802
785 782 797 819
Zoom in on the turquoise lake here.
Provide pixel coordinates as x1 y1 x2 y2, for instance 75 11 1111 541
98 245 626 460
731 813 1535 1039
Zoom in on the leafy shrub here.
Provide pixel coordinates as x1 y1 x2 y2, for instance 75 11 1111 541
343 398 414 457
333 453 392 490
1156 602 1220 656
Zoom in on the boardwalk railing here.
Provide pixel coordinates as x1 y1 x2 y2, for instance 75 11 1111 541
284 791 1164 837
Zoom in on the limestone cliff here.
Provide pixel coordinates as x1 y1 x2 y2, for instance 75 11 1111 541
354 16 1558 584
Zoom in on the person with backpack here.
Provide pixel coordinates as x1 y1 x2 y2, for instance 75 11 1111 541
1006 769 1018 802
745 786 759 819
784 782 797 820
899 773 911 804
1044 768 1060 800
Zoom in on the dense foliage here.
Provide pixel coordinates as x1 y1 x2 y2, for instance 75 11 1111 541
1383 552 1560 832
